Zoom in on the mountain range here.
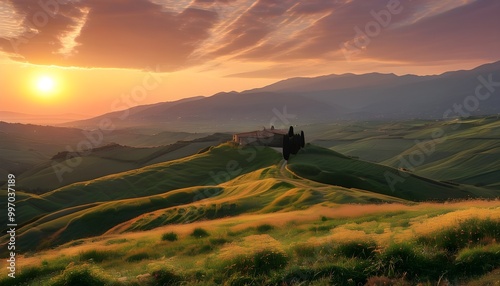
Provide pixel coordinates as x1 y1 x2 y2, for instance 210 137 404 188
61 61 500 132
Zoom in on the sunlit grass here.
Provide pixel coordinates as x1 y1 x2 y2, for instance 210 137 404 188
1 200 498 285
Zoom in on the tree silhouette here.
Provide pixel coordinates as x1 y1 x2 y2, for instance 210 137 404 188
282 127 306 160
283 135 290 160
291 134 300 154
283 126 306 161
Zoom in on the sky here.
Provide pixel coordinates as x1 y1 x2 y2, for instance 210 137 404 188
1 0 500 117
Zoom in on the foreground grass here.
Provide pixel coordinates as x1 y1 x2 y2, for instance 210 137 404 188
0 201 498 285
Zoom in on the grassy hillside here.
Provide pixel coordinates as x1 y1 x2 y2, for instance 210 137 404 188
2 147 414 252
0 201 498 285
15 133 231 193
287 144 498 201
382 118 500 187
110 166 409 234
1 143 280 230
308 117 500 189
0 134 498 284
4 142 498 253
0 122 210 187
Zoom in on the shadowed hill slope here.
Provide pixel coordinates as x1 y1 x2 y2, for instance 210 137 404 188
15 133 232 193
287 145 499 201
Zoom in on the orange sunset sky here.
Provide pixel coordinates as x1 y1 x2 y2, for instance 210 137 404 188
1 0 500 117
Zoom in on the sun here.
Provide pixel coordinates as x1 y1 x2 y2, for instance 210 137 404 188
29 71 65 102
36 76 56 94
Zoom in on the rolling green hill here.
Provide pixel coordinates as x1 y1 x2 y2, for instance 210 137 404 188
14 133 231 193
0 121 211 188
2 150 407 252
2 142 498 253
0 144 281 236
308 117 500 189
287 144 497 201
0 134 499 285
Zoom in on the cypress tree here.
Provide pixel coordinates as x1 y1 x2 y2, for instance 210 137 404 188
288 126 294 137
283 134 290 160
300 131 305 148
290 134 299 154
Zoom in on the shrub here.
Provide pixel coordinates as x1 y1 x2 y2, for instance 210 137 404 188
381 243 423 278
336 240 377 259
183 243 213 256
225 275 264 286
269 267 316 285
293 242 337 262
191 227 210 238
418 218 500 253
223 254 254 275
376 243 448 280
0 266 64 286
162 231 178 242
316 225 332 231
256 224 274 233
209 237 228 245
198 244 213 253
270 263 366 285
293 243 319 258
126 252 150 262
316 264 366 285
309 225 332 232
453 245 500 277
253 249 289 275
79 249 117 263
150 269 183 286
51 265 110 286
223 249 289 276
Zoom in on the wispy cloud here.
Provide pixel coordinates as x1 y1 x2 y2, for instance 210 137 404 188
396 0 479 27
0 0 498 72
0 1 25 39
57 7 90 57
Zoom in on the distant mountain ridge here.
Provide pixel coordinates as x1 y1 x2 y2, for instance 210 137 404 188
62 60 500 132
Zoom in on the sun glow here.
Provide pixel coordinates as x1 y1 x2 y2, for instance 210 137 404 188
33 75 59 98
37 76 55 92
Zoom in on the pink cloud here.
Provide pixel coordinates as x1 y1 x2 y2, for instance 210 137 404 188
0 0 498 72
